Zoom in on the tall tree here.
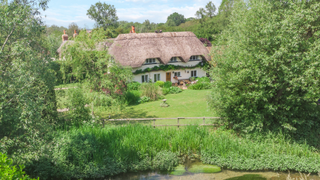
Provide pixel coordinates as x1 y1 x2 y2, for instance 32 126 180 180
210 0 320 138
205 1 217 18
166 12 185 26
86 2 118 29
0 0 57 154
195 8 206 20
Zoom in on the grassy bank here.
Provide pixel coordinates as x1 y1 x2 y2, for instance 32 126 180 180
26 125 320 179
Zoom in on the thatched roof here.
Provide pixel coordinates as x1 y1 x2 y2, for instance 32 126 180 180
57 39 115 55
108 32 210 68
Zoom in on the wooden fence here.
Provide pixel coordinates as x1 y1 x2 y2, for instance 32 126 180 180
102 117 222 128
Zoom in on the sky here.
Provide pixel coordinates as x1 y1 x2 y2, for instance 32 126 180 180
42 0 222 29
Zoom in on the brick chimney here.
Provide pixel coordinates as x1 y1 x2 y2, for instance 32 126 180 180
62 30 68 42
130 26 136 33
73 29 78 38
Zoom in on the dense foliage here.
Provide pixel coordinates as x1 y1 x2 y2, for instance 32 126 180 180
188 77 211 90
140 83 163 101
162 86 183 95
210 0 320 143
0 153 38 180
0 0 58 159
22 125 320 179
60 28 132 114
166 12 186 26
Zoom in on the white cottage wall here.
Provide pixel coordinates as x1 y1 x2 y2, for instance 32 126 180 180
132 67 207 83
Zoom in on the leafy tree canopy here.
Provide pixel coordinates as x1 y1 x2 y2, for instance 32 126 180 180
87 2 119 29
0 0 58 156
210 0 320 140
205 1 217 18
61 28 132 101
166 12 185 26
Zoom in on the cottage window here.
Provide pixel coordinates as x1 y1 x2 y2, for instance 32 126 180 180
154 74 160 82
191 70 197 77
145 58 156 64
174 72 181 77
170 57 178 62
190 56 199 61
141 75 149 83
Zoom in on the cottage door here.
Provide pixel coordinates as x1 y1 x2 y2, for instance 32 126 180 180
166 72 171 82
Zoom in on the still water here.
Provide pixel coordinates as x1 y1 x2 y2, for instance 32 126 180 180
108 161 320 180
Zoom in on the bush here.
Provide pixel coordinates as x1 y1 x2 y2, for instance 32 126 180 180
162 86 182 95
127 82 141 91
188 77 211 90
209 0 320 138
140 83 162 101
163 81 172 88
67 88 91 125
152 151 178 171
125 90 141 105
138 96 150 103
189 82 211 90
0 152 38 180
155 81 164 87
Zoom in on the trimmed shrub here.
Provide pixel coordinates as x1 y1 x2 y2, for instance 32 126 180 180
140 83 162 101
127 81 141 91
155 81 164 87
163 81 172 88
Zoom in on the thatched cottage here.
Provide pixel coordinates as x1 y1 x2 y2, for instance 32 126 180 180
58 28 211 84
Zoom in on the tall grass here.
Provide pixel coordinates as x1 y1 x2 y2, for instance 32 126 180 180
42 125 320 179
140 83 163 100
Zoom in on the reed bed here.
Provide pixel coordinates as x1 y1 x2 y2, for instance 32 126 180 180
46 125 320 179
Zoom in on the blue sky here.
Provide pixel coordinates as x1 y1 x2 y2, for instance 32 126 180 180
42 0 222 28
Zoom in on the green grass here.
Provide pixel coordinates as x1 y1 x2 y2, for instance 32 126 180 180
97 89 217 126
37 124 320 179
98 89 214 116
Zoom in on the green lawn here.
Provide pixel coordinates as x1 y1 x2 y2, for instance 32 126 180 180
55 83 218 126
97 90 218 126
102 90 214 118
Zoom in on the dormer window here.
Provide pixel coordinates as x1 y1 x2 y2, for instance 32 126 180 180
170 57 178 62
190 56 199 61
145 58 156 64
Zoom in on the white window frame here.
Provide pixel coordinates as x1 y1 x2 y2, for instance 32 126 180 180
191 70 197 77
154 73 160 82
170 57 178 62
145 58 156 64
190 56 199 61
174 72 181 77
141 75 149 83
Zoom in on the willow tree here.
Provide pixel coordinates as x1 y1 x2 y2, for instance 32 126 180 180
210 0 320 140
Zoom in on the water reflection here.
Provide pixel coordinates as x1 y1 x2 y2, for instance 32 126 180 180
105 161 319 180
107 169 320 180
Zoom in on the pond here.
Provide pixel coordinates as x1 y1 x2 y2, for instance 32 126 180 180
108 161 320 180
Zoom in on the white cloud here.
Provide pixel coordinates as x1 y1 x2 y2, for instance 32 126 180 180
42 0 222 28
